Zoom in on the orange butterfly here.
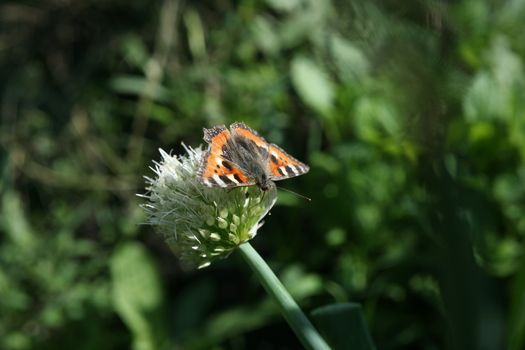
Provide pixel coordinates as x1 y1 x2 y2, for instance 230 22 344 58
198 122 309 191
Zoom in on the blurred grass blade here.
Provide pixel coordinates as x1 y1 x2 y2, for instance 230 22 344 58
311 303 375 350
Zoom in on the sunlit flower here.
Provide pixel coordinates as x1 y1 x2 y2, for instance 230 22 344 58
141 146 277 268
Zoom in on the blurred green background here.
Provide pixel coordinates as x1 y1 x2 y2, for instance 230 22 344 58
1 0 525 349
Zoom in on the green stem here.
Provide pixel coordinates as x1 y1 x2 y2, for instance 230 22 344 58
238 242 331 350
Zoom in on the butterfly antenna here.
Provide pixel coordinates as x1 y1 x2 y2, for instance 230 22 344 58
276 186 311 201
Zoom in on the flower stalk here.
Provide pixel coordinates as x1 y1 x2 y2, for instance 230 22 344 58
238 243 330 350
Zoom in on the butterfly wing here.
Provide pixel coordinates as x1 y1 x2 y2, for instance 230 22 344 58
231 122 309 181
267 143 310 180
199 125 256 188
230 122 270 153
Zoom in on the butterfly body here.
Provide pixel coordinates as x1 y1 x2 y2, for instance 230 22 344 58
198 122 309 190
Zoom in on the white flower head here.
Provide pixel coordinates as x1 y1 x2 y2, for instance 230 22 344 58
141 145 277 268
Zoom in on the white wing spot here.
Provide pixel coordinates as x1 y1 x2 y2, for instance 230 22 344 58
226 174 240 184
213 174 228 187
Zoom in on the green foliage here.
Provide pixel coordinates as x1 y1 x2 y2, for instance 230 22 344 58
111 242 165 350
291 56 336 117
311 303 375 350
1 0 525 348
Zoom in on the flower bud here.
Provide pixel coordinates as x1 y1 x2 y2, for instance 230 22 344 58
141 146 276 268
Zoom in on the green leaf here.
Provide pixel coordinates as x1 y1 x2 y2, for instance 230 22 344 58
463 37 524 122
1 191 35 247
251 16 280 56
183 9 206 60
111 242 163 350
311 303 375 350
109 75 172 103
121 35 149 70
264 0 302 13
281 265 323 299
353 95 401 141
330 34 369 82
291 56 335 116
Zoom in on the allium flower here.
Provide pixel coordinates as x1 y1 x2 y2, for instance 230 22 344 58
141 146 277 269
140 143 332 350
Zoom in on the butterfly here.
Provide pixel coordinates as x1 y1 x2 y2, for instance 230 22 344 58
198 122 309 191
